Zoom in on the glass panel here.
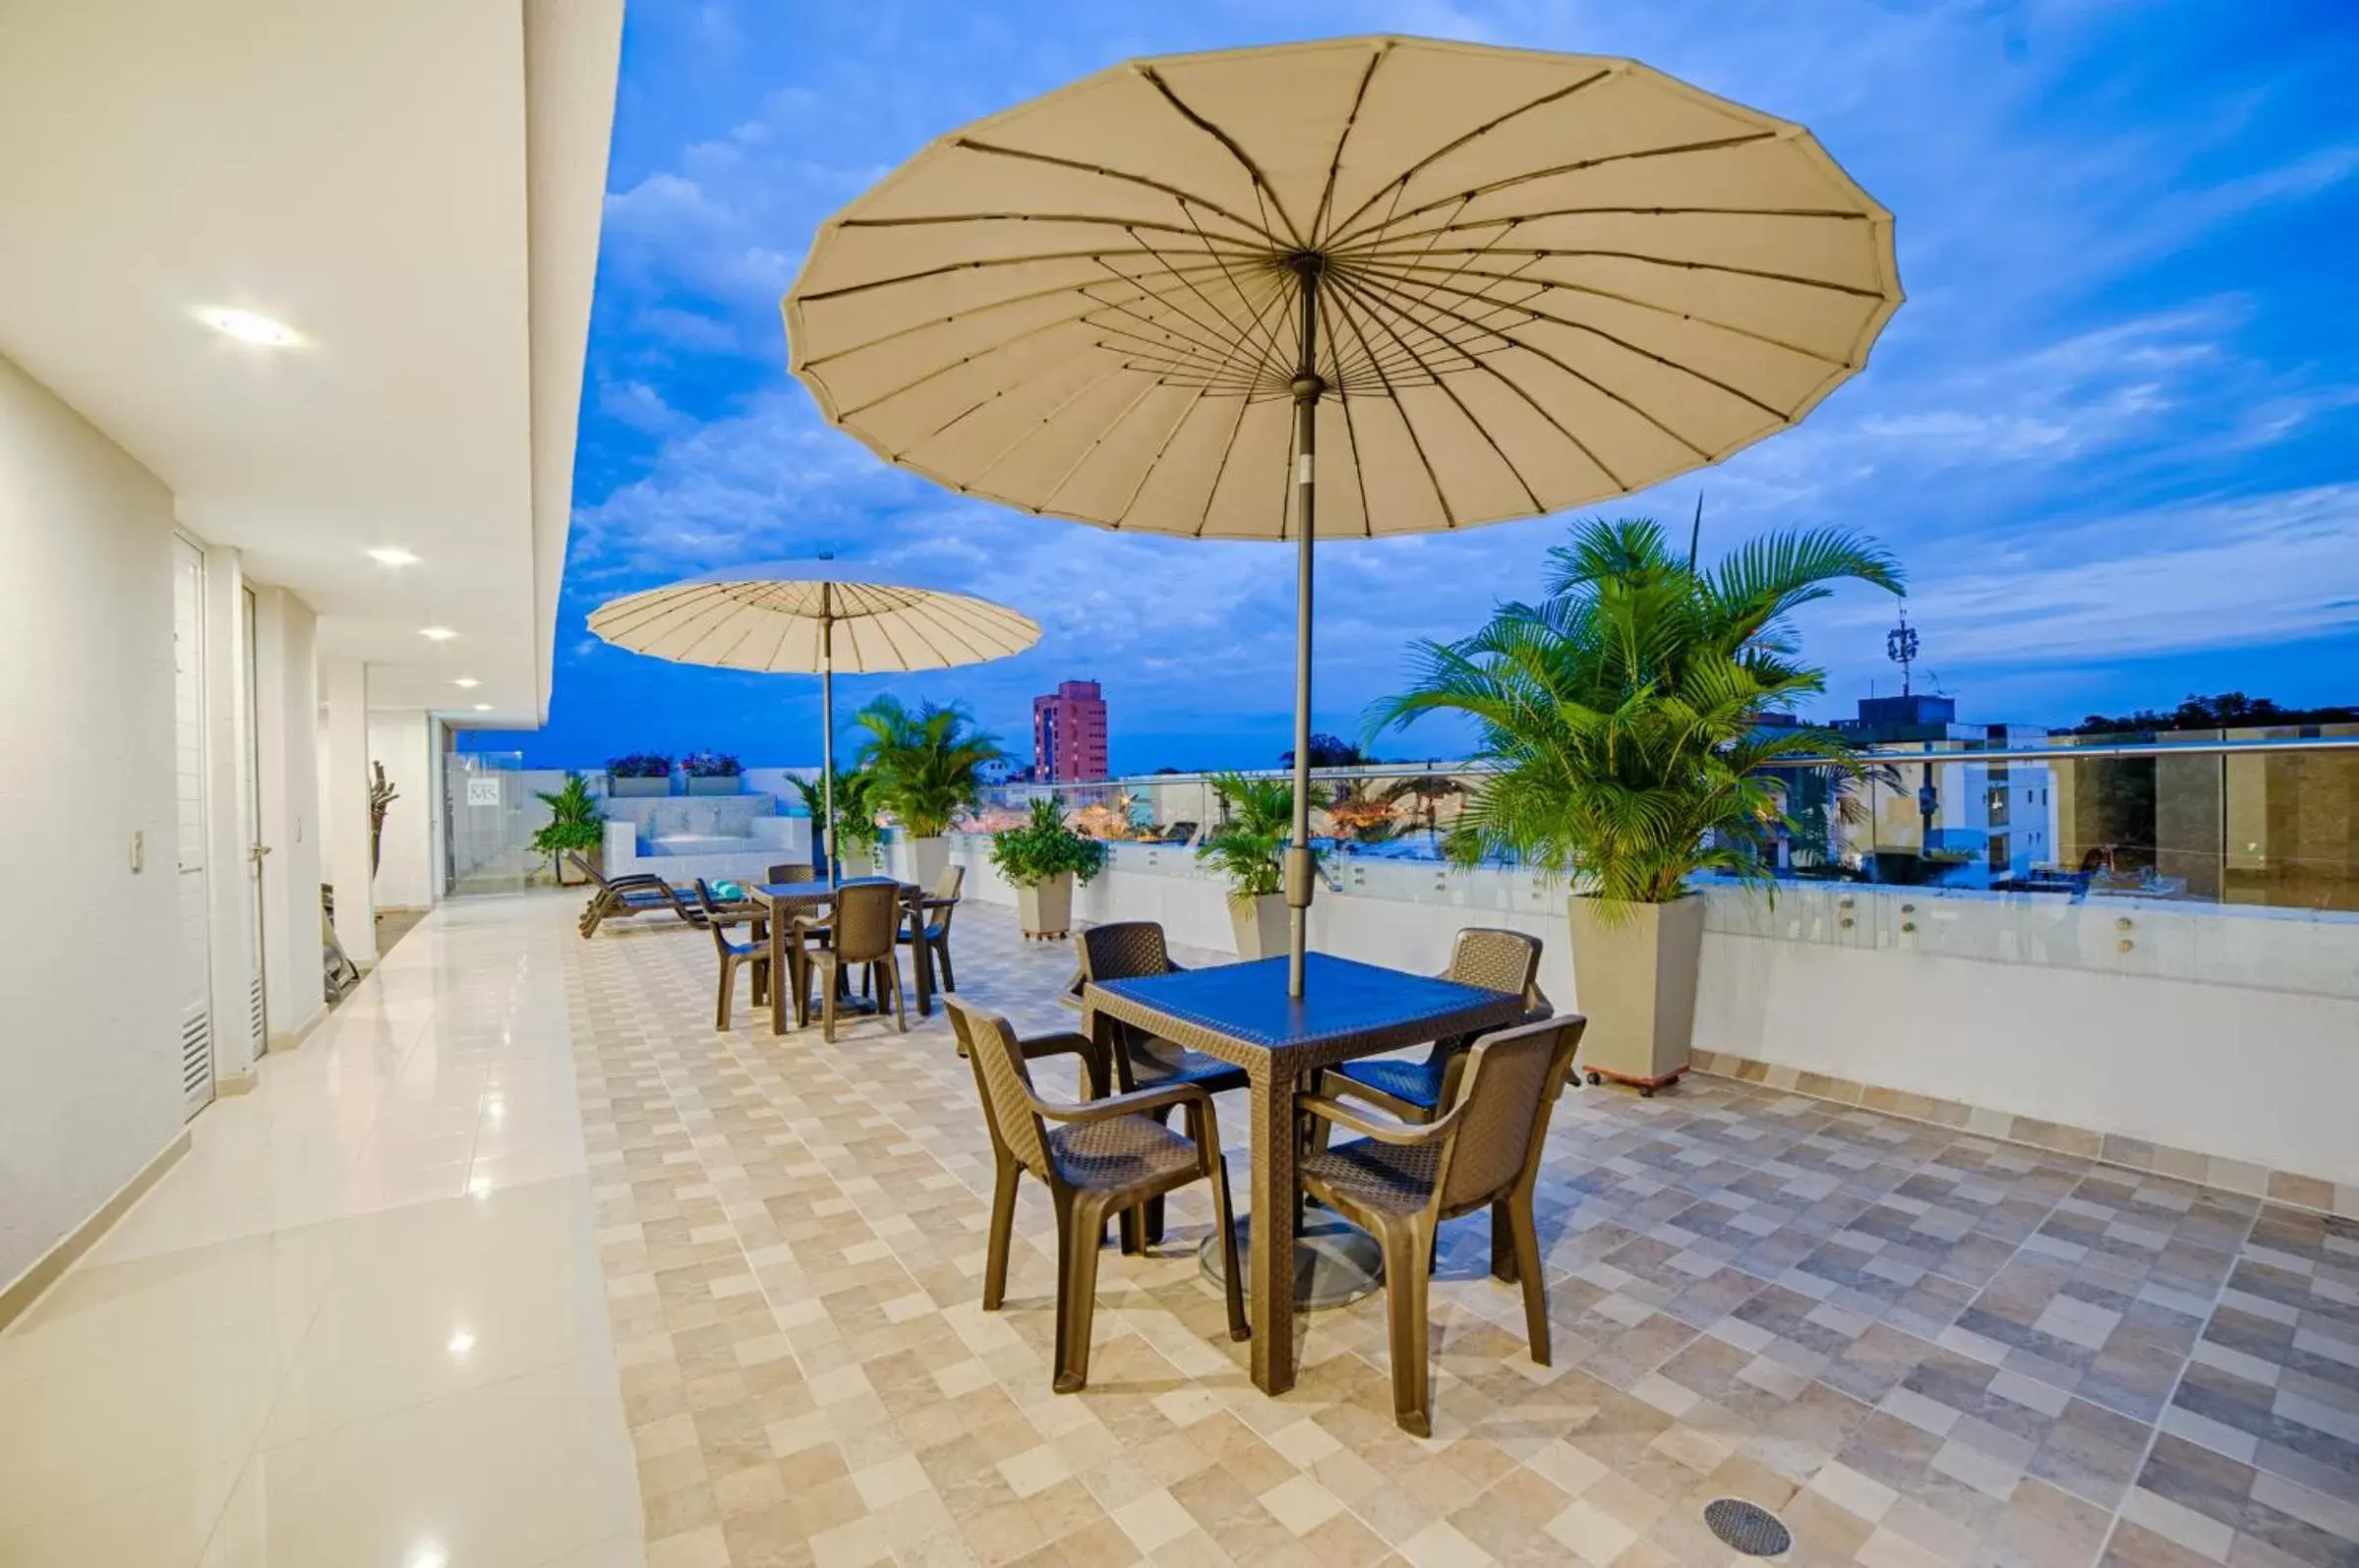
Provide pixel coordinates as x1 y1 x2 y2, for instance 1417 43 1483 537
445 750 531 898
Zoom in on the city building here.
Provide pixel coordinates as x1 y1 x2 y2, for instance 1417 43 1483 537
1032 677 1107 783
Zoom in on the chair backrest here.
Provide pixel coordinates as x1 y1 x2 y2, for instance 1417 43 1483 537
569 851 616 892
768 862 814 885
1074 921 1174 984
946 1000 1051 1178
692 880 735 954
1439 1015 1586 1209
929 864 965 932
1447 928 1544 1006
830 879 903 962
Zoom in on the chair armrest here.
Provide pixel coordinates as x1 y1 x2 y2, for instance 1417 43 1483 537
1033 1079 1207 1125
917 897 959 912
1296 1094 1457 1146
1013 1030 1097 1064
603 873 671 892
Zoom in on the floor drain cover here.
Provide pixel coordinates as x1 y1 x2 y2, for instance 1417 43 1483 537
1703 1498 1792 1557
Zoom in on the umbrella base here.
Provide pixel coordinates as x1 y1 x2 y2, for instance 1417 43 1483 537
1197 1213 1385 1311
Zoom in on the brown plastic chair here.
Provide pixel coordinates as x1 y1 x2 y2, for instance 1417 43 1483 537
898 864 965 998
796 879 907 1041
948 999 1247 1393
1072 922 1249 1099
694 880 770 1029
1314 928 1551 1126
1296 1014 1586 1436
766 862 816 885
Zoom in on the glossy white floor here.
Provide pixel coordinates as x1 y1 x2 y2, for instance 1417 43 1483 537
0 896 643 1568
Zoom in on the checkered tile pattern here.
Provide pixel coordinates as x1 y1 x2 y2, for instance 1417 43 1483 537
557 899 2359 1567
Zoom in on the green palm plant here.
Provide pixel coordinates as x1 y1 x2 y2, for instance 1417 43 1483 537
529 773 606 882
1196 773 1307 898
1368 516 1903 907
789 766 887 863
852 696 1006 839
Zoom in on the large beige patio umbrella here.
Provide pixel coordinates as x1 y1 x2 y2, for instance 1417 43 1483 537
588 560 1040 882
784 34 1902 991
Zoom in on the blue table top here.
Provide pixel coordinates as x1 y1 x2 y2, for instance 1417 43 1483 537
1089 953 1515 1053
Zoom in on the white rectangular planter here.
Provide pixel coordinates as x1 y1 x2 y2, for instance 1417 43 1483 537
1567 895 1705 1091
1227 892 1288 960
1015 874 1074 940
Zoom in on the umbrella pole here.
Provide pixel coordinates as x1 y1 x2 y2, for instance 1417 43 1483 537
1285 262 1324 999
821 599 837 888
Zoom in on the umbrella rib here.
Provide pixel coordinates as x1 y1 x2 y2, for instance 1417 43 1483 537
966 359 1137 492
1337 243 1887 300
1330 261 1631 489
1319 272 1459 526
948 137 1282 250
799 268 1225 374
1328 130 1784 252
1311 43 1389 245
1135 65 1306 250
1177 206 1297 386
1190 387 1258 538
1326 268 1544 515
1107 382 1218 526
1324 66 1618 249
597 583 737 650
1330 203 1873 256
1330 355 1375 539
1337 257 1697 469
1082 276 1268 390
1348 254 1857 368
835 209 1267 250
831 295 1133 422
1349 257 1812 420
1039 374 1166 510
793 245 1240 306
1099 240 1278 387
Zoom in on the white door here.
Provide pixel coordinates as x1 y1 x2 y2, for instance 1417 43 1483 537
241 585 267 1054
172 539 214 1116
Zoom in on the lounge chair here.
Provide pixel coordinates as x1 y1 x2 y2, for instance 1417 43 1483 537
569 852 705 938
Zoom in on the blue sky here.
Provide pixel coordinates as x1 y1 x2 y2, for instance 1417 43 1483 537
504 0 2359 773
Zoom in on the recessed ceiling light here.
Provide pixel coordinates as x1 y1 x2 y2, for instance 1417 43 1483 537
368 547 419 567
197 307 299 347
419 626 458 641
472 703 494 713
451 677 481 689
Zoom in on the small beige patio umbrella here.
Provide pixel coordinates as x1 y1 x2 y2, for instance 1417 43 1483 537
588 559 1040 883
784 34 1902 991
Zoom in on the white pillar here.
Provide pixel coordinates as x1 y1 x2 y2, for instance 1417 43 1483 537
324 658 377 964
198 542 258 1080
252 587 323 1046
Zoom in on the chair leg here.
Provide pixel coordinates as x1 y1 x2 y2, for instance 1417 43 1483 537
1490 1198 1517 1284
982 1154 1020 1311
1052 1192 1103 1394
820 962 839 1044
751 956 768 1009
886 955 909 1034
1208 1156 1248 1343
934 939 955 994
1508 1194 1550 1365
1383 1220 1435 1437
714 959 735 1031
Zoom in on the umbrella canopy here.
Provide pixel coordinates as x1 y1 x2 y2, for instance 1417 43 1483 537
783 34 1901 985
589 562 1039 881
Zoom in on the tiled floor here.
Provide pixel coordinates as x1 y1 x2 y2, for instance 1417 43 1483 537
8 893 2356 1568
0 896 642 1567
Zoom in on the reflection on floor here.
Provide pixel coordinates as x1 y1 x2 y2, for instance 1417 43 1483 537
5 893 2355 1568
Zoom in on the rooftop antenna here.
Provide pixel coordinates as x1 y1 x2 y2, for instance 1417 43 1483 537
1685 493 1704 570
1885 598 1920 698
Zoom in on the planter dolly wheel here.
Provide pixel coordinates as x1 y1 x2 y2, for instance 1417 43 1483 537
1638 1084 1655 1098
1585 1070 1602 1086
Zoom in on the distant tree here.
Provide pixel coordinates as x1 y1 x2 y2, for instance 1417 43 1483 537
1279 732 1371 768
2070 692 2359 735
1152 766 1181 775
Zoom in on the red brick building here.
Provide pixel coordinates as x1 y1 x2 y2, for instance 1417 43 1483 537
1032 679 1107 783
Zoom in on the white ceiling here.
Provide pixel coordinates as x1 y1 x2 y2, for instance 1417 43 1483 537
0 0 620 724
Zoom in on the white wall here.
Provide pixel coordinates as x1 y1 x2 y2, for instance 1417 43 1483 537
367 710 436 909
949 836 2359 1191
252 586 323 1048
0 352 185 1291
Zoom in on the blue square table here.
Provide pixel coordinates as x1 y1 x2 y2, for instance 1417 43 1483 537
1083 952 1526 1396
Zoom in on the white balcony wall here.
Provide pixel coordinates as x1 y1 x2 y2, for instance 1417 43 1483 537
0 351 184 1292
946 836 2359 1192
367 710 437 911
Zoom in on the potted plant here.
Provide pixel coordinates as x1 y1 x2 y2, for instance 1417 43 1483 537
1197 773 1309 960
530 773 608 885
988 796 1108 940
607 752 673 798
1371 516 1901 1092
790 766 886 878
854 696 1005 889
682 749 742 796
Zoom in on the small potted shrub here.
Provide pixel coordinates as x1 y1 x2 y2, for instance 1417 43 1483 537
989 797 1108 940
1197 773 1310 960
682 749 742 796
530 773 607 884
855 696 1005 889
607 752 673 798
